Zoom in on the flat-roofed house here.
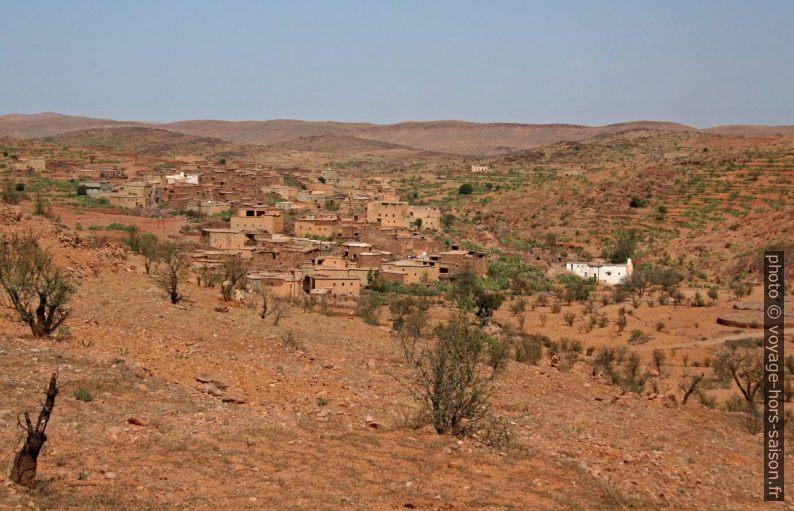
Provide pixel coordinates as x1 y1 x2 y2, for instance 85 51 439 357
381 259 440 285
303 273 361 297
341 241 373 262
230 206 285 234
565 259 633 285
246 271 303 298
366 201 410 228
408 206 441 230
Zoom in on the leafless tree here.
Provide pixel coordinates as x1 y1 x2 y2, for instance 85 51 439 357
258 287 288 325
10 373 58 487
0 235 75 337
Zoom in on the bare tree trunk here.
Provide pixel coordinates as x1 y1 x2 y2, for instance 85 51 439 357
10 373 58 487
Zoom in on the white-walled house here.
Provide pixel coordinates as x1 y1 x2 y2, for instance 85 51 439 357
165 171 199 185
565 259 633 285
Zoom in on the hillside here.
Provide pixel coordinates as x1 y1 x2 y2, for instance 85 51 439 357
4 112 794 156
0 112 139 139
45 127 242 157
397 129 794 281
0 206 786 509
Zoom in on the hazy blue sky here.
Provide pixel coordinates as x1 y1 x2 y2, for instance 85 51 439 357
2 1 793 126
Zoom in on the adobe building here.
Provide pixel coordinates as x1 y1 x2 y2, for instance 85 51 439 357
366 201 410 228
246 271 303 299
294 215 340 238
381 259 440 285
341 241 373 262
303 273 361 297
200 228 256 250
408 206 441 230
357 250 392 269
432 249 489 278
230 206 285 234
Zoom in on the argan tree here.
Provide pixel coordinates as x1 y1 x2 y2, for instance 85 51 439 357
10 373 58 486
0 235 75 337
155 241 190 304
679 371 705 404
138 232 159 274
220 255 247 301
714 347 764 403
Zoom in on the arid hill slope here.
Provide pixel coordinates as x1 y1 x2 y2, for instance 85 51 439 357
0 206 787 509
4 112 794 156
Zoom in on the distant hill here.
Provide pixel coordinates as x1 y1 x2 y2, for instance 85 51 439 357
45 126 240 157
0 112 139 138
3 112 793 156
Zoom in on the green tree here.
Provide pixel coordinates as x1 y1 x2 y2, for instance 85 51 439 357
0 235 75 337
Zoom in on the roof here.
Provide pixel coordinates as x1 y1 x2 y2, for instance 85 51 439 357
310 273 359 281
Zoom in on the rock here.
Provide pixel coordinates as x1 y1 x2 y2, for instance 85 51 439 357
195 374 229 390
214 306 229 313
127 417 147 427
199 382 224 397
104 472 117 480
222 395 247 404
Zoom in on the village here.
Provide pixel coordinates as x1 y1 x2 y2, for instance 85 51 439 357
9 154 630 305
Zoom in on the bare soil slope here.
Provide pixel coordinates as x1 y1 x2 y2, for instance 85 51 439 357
5 112 793 156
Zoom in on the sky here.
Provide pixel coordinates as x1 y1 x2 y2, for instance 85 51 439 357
2 0 793 126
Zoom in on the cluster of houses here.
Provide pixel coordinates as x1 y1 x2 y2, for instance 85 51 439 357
194 202 488 299
14 154 633 298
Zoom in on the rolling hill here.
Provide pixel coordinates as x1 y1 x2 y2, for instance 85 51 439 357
3 112 794 156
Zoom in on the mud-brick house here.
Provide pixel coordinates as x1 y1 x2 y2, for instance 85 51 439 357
381 259 440 285
293 215 340 238
434 249 489 278
407 206 441 230
341 241 373 262
357 250 392 269
366 201 410 228
200 228 256 251
303 273 361 297
230 206 285 234
246 271 303 299
261 185 298 200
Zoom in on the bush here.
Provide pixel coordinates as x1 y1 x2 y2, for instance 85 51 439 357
74 388 94 402
628 329 650 345
76 184 88 196
1 179 20 204
515 336 544 364
474 291 503 325
563 311 576 327
413 314 499 436
356 292 382 325
458 183 474 195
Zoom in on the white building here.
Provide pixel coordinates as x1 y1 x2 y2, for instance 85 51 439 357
470 164 490 173
565 259 633 285
165 171 199 185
